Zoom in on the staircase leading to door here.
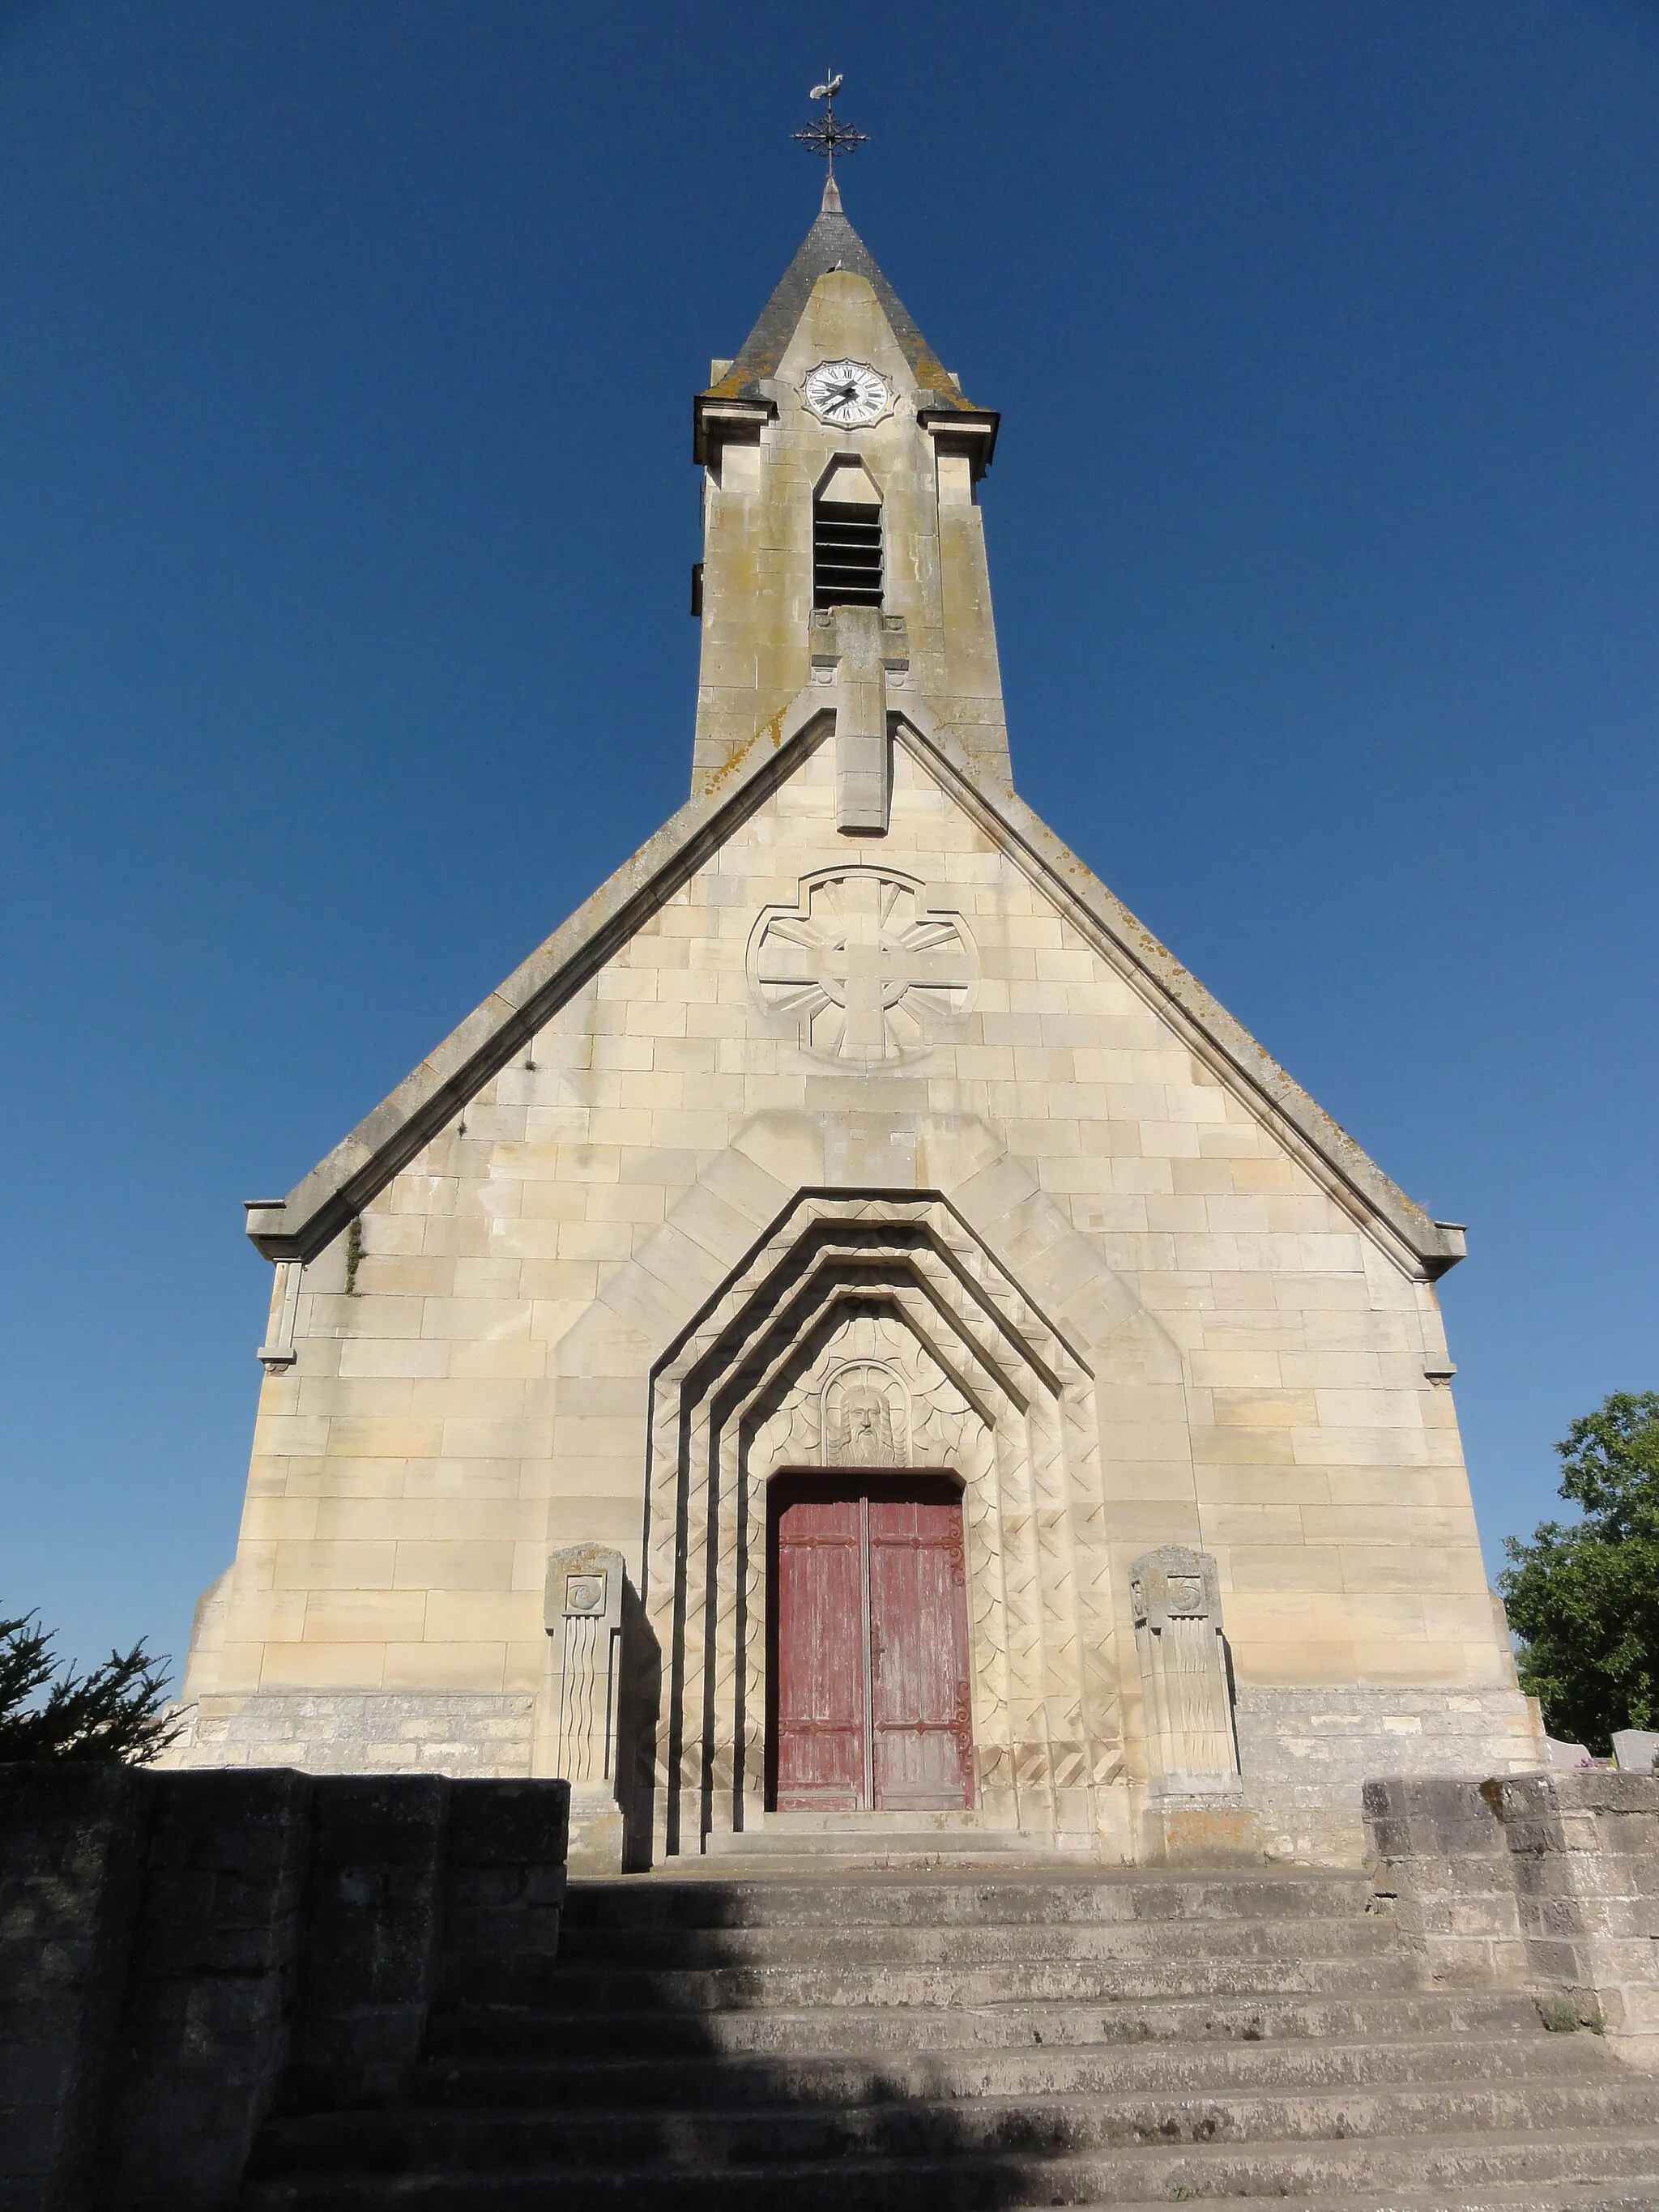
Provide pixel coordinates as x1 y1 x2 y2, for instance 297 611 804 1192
245 1863 1659 2210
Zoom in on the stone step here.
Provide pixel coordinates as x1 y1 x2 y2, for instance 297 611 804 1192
522 1949 1424 2012
243 1840 1659 2212
413 2029 1617 2112
551 1910 1397 1970
703 1824 1051 1859
565 1871 1377 1923
425 1986 1546 2060
1071 2198 1659 2212
639 1850 1142 1877
254 2078 1659 2177
1069 2199 1659 2212
713 1809 1009 1835
241 2129 1659 2210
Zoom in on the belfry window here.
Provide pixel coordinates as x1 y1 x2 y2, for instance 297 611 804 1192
812 458 883 610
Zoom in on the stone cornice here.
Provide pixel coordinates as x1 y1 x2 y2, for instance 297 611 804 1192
247 691 1463 1281
917 407 1000 478
691 394 776 469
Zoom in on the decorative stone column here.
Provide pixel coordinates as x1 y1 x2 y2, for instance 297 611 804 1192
1131 1545 1247 1860
1132 1545 1239 1788
536 1545 625 1874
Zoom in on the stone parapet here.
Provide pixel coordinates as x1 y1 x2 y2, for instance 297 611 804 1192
1365 1768 1659 2056
0 1763 569 2212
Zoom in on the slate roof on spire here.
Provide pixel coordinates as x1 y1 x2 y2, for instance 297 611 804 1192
702 183 982 415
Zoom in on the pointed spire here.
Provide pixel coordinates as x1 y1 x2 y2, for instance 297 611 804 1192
701 187 979 415
696 72 978 417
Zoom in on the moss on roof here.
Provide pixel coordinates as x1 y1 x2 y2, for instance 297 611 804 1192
705 190 979 413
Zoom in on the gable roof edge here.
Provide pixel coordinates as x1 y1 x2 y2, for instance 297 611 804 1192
890 706 1465 1281
245 697 836 1263
247 695 1463 1285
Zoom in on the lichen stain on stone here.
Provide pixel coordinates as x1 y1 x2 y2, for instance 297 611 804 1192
702 706 789 798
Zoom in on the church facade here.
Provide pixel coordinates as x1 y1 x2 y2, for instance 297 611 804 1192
168 181 1542 1868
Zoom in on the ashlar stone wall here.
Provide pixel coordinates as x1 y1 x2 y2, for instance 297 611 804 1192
171 727 1539 1860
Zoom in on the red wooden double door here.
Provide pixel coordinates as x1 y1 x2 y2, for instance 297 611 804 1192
769 1473 975 1813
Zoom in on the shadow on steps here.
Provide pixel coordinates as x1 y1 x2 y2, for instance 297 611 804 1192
240 1865 1659 2211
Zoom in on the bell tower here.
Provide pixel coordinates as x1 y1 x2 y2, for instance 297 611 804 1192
691 165 1006 800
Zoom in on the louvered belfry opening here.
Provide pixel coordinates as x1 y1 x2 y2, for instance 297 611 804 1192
812 464 884 609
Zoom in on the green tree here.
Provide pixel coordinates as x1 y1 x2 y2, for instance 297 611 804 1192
0 1609 180 1763
1499 1392 1659 1754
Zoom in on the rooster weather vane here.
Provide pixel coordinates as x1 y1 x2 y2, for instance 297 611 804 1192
793 71 869 168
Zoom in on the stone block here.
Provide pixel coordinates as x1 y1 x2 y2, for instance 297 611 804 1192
279 1775 448 2111
1 1767 574 2201
1143 1797 1259 1865
1614 1728 1659 1774
1364 1766 1659 2048
0 1762 151 2212
100 1768 311 2210
439 1779 569 2007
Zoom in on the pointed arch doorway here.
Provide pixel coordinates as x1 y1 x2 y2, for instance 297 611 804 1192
766 1470 975 1813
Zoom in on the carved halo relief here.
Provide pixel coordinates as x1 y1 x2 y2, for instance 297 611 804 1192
748 868 977 1067
823 1362 911 1468
744 1312 992 1488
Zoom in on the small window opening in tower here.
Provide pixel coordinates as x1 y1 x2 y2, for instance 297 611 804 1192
812 458 883 610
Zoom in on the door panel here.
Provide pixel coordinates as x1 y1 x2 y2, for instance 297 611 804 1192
770 1474 973 1815
773 1490 865 1809
868 1490 974 1810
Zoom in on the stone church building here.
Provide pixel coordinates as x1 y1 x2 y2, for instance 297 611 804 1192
168 178 1542 1869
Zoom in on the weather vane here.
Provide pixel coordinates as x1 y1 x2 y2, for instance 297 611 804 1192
793 71 869 168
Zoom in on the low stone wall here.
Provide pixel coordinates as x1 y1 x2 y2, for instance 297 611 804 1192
0 1762 568 2212
1366 1770 1659 2056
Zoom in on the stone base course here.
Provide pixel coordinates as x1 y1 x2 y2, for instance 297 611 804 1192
1235 1683 1543 1865
164 1690 535 1777
162 1681 1542 1877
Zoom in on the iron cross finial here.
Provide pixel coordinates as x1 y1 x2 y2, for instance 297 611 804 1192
793 70 869 168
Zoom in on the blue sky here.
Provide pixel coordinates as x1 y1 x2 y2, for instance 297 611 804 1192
2 1 1655 1679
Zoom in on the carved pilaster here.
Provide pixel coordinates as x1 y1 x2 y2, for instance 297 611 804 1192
536 1544 625 1873
809 606 909 833
1130 1545 1239 1796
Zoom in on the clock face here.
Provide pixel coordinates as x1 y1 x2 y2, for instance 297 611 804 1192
803 359 889 428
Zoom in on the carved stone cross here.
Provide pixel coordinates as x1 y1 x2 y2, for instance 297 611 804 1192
751 870 976 1064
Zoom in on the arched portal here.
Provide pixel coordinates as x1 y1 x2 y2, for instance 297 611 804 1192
639 1196 1124 1860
